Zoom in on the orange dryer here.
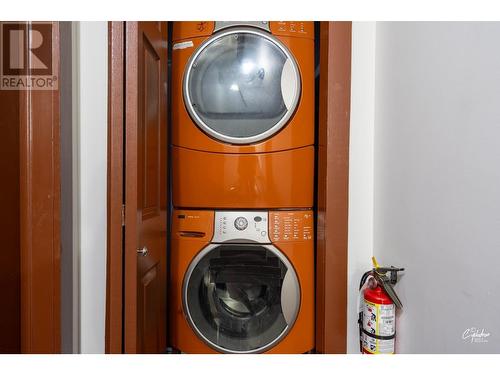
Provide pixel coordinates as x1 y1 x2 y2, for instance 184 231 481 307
171 21 315 209
169 209 315 353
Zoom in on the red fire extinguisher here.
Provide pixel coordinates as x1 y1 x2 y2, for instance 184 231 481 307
358 257 404 354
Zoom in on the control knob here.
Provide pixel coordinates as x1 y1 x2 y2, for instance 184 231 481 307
234 217 248 231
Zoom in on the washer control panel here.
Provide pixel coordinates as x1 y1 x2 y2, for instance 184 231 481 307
213 211 270 243
269 210 314 242
234 216 248 231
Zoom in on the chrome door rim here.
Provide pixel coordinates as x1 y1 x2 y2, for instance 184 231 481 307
182 243 301 354
183 27 302 145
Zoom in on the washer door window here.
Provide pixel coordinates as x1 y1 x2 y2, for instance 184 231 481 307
183 244 300 353
184 28 301 144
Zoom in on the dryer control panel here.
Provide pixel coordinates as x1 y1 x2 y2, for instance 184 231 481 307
269 210 314 242
213 211 270 243
270 21 314 39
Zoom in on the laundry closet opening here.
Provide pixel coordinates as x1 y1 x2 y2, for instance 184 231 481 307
106 21 351 354
167 21 315 354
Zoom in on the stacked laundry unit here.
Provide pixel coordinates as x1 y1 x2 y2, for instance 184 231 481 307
169 21 315 353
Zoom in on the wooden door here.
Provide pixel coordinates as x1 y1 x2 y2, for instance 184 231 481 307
124 21 168 353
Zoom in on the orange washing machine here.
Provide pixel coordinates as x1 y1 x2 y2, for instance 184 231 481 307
171 21 315 209
170 209 314 353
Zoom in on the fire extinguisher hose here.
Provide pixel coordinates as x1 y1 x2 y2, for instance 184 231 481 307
359 270 373 290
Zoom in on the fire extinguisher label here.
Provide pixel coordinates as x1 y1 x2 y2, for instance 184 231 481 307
379 304 395 335
362 300 395 354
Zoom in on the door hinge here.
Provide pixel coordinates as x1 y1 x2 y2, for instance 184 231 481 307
121 204 126 227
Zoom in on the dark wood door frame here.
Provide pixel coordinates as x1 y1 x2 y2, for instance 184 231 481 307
0 25 22 354
123 21 140 354
18 21 62 353
315 21 352 354
106 21 125 354
105 21 352 354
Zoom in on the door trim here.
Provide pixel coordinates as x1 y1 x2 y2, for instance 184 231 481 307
315 21 352 354
19 21 61 353
123 20 140 354
105 21 125 354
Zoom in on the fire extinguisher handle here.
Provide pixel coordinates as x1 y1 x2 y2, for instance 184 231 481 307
375 273 404 309
374 266 405 284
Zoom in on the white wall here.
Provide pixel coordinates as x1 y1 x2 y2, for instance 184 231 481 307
76 21 108 354
374 22 500 353
347 22 376 353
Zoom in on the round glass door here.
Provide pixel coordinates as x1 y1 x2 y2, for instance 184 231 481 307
183 244 300 353
183 28 301 144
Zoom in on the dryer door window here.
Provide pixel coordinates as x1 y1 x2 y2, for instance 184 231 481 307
184 28 301 144
183 244 300 353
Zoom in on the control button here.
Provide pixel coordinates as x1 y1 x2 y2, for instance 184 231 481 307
254 216 262 222
261 231 267 237
234 217 248 231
